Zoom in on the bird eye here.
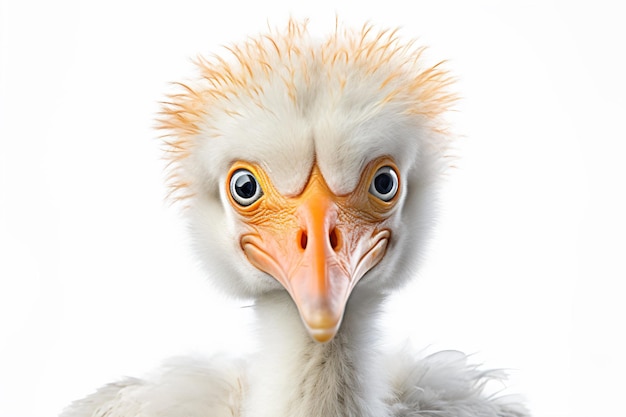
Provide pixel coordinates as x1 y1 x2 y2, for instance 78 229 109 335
369 166 399 202
229 169 263 206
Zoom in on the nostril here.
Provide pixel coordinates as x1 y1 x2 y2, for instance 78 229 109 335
329 227 340 251
299 231 308 250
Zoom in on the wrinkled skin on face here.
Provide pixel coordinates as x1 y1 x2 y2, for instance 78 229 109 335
227 158 401 342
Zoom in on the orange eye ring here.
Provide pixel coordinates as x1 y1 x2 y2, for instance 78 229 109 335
359 158 401 216
230 168 263 206
369 166 399 202
225 163 268 213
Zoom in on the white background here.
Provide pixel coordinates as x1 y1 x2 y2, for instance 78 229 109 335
1 1 625 416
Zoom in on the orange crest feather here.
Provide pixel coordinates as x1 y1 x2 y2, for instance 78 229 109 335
157 19 455 203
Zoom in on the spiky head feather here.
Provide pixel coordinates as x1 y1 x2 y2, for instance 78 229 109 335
158 19 454 203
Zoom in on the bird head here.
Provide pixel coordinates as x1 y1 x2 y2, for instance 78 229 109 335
159 20 454 343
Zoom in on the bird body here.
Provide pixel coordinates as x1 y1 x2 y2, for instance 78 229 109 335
61 20 529 417
62 292 527 417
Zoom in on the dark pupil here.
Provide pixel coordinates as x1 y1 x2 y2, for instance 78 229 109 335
235 174 256 198
374 173 393 194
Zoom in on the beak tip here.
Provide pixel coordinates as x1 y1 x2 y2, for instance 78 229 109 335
307 327 338 343
302 312 342 343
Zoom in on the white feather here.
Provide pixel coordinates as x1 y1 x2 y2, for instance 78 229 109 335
62 357 245 417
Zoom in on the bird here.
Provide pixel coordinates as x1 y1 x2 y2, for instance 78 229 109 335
61 19 530 417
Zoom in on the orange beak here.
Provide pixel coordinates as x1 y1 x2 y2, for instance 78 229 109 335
239 166 390 343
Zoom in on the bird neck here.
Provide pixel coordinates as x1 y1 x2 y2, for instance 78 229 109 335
244 290 390 417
